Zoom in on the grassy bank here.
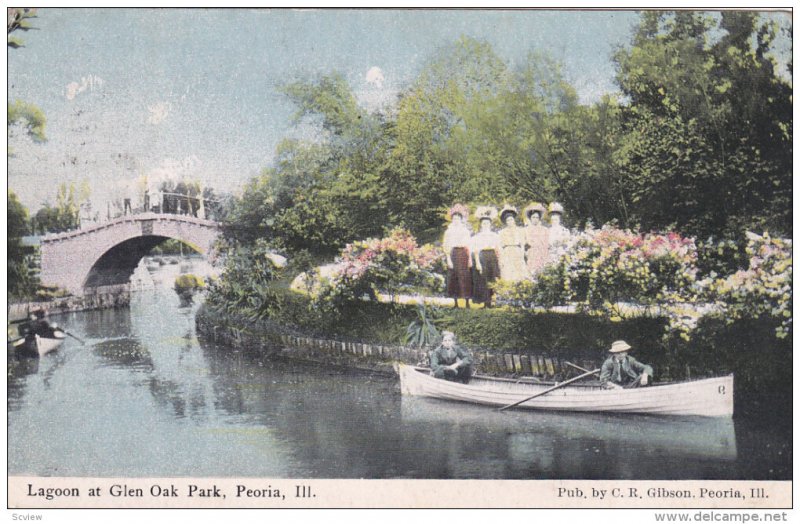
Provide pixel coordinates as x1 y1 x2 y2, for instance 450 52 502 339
198 286 790 404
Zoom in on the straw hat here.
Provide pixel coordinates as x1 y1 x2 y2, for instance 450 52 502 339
524 202 546 220
548 202 565 215
609 340 632 353
499 205 519 222
475 205 498 222
447 203 470 220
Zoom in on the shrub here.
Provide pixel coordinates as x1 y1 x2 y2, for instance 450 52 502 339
537 225 699 310
313 228 445 307
404 304 442 349
702 232 792 339
205 238 283 319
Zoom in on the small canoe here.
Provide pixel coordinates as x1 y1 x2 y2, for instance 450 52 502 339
12 330 66 357
396 364 733 418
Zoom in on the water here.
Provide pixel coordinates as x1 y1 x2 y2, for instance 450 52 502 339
7 269 791 479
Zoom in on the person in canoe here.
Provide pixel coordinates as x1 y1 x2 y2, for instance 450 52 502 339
600 340 653 389
22 309 57 338
430 331 473 383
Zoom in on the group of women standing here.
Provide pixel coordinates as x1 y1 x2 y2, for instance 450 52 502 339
443 202 570 307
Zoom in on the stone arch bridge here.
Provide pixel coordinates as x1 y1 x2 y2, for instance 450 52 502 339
40 213 222 295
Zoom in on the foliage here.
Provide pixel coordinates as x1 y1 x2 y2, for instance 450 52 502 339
224 19 790 257
150 239 196 256
8 9 46 152
493 279 538 309
7 8 38 48
174 273 205 291
404 304 442 349
496 225 792 342
695 237 748 279
702 232 792 338
613 11 792 240
203 286 792 400
211 20 792 346
31 183 81 234
204 239 283 320
8 190 38 298
311 228 445 309
33 285 70 301
534 225 700 314
7 99 46 144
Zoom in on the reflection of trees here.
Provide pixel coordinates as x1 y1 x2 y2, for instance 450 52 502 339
402 399 737 479
7 353 39 411
81 308 133 339
195 335 516 478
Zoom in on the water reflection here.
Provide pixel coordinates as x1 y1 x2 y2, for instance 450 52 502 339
6 271 790 479
7 353 39 411
399 397 737 479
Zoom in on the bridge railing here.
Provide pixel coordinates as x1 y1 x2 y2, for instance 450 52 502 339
40 212 220 242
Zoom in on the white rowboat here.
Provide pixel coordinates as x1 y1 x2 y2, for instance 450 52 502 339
397 364 734 418
12 330 66 357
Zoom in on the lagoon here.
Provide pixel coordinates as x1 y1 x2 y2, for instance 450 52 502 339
7 271 791 480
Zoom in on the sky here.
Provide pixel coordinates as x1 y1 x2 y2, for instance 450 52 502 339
5 8 791 214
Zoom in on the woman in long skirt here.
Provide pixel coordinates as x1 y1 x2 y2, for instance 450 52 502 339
498 205 527 281
471 207 501 307
443 204 473 307
524 202 549 277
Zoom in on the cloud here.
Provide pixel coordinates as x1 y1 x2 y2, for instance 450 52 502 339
365 66 384 88
65 74 104 100
147 102 171 125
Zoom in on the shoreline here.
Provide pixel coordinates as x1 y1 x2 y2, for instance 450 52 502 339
8 285 131 321
195 304 609 380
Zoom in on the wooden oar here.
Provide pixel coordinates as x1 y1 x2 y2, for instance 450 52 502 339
63 331 86 345
498 368 600 412
565 361 599 376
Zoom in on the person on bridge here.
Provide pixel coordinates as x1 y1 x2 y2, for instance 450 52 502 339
599 340 653 389
430 331 473 383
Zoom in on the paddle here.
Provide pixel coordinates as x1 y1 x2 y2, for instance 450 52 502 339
497 368 600 412
565 361 599 376
62 331 86 345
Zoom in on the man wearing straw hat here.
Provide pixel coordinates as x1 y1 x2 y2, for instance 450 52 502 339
599 340 653 389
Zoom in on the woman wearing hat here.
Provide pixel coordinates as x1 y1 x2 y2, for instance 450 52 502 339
470 206 501 307
443 204 473 308
523 202 549 277
547 202 571 263
498 205 527 282
599 340 654 389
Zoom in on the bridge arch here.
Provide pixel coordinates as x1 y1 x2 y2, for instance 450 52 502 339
39 213 222 295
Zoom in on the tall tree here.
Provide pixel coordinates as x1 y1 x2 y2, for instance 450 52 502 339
387 36 511 241
614 11 792 239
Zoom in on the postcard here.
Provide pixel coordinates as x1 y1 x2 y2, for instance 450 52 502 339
6 7 793 518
